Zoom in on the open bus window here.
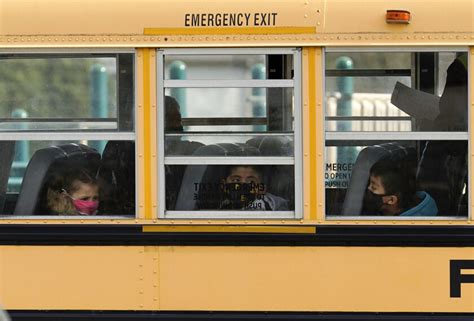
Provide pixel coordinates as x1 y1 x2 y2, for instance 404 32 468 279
158 48 302 219
0 53 135 217
325 50 468 218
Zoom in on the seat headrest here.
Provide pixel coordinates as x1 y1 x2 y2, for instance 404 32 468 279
101 141 135 171
341 142 415 216
0 141 15 213
13 143 100 215
174 143 260 210
98 141 135 215
193 143 260 157
246 136 293 156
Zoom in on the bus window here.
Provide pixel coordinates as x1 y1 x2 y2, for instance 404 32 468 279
325 50 468 218
0 53 135 217
158 48 302 219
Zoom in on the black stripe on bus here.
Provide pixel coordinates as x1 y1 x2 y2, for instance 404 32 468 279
7 310 474 321
0 225 473 246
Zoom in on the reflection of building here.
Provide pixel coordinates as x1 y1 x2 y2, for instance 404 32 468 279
326 93 411 132
325 93 411 188
165 56 263 120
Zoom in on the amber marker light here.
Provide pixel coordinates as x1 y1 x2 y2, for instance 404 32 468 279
386 10 411 24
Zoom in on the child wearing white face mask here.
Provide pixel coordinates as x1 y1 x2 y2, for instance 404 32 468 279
46 168 99 216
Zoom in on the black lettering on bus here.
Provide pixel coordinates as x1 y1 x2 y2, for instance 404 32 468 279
271 12 277 25
244 13 251 26
253 13 277 26
191 14 200 26
262 13 270 26
184 13 191 27
223 13 228 26
228 13 235 26
214 13 221 26
207 13 214 26
325 163 354 171
450 259 474 297
254 13 260 26
236 13 243 26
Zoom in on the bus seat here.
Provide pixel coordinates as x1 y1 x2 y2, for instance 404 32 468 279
97 141 135 215
174 143 260 210
0 141 15 214
246 135 293 156
13 144 100 216
416 55 468 216
416 141 467 216
341 142 416 216
246 136 295 208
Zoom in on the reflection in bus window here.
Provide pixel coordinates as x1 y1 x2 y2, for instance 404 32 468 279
325 51 467 132
167 165 294 212
159 48 301 219
326 141 468 217
0 52 135 217
219 165 289 211
325 50 468 218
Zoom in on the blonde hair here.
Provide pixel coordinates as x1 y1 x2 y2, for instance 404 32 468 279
46 188 78 215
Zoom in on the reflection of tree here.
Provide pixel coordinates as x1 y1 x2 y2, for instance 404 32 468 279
0 58 113 118
326 52 411 93
327 52 410 70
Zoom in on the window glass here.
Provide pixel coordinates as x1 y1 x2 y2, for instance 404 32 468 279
160 49 300 218
325 51 467 132
325 52 411 70
325 141 468 217
164 54 292 80
0 54 134 131
166 165 294 212
165 134 294 156
164 88 294 126
0 53 135 217
1 140 135 216
325 50 468 218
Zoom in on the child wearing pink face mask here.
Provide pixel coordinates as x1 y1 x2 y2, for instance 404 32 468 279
46 168 100 216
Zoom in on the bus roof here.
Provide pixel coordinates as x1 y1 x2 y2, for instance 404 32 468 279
0 0 472 47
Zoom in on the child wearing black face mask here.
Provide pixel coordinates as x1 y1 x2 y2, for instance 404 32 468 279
363 158 438 216
219 165 288 211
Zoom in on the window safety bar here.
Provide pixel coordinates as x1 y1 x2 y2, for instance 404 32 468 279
326 131 469 141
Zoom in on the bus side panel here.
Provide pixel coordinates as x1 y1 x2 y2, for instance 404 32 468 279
0 246 158 310
158 246 474 313
0 245 472 312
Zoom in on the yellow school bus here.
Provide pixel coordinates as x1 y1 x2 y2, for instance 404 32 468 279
0 0 473 320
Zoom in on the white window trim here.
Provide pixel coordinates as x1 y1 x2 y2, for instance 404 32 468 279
0 50 138 219
323 47 470 220
157 48 303 219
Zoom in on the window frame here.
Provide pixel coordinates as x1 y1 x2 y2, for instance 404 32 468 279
0 48 137 219
157 47 303 219
323 46 471 221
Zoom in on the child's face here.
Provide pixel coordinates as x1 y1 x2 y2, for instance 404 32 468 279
225 166 261 185
70 181 99 202
368 174 386 195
